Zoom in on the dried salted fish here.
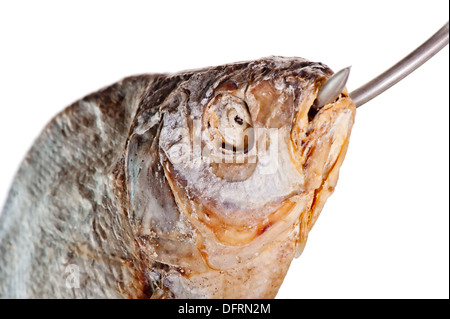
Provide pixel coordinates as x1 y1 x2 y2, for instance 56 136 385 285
0 56 356 298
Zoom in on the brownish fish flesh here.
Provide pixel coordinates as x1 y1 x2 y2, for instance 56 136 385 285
0 56 356 298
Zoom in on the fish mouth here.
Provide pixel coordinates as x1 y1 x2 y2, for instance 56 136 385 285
288 89 356 256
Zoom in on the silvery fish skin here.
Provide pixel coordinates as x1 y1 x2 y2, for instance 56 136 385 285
0 56 356 298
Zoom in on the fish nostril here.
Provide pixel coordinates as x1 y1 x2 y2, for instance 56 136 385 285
234 115 244 125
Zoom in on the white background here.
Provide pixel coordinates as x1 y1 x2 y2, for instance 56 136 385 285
0 1 448 299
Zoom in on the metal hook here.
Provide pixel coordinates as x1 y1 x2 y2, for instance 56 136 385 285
313 21 448 111
314 66 351 110
350 21 449 108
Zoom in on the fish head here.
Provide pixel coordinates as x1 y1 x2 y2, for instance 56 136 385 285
126 56 356 297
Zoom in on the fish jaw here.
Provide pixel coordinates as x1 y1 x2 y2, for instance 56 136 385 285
290 94 356 256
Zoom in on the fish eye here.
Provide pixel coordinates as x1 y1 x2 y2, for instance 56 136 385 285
204 94 254 156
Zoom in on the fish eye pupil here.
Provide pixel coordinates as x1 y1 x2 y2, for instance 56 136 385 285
234 115 244 125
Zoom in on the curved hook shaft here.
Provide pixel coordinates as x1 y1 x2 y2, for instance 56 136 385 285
350 21 449 108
